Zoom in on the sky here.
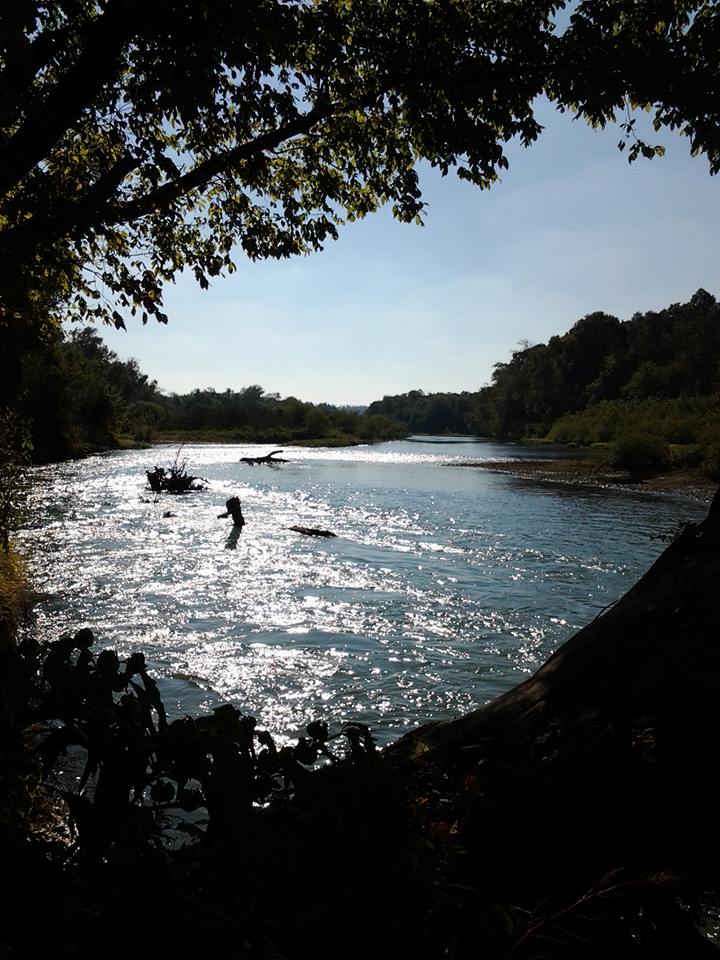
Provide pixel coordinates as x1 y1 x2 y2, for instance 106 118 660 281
98 100 720 406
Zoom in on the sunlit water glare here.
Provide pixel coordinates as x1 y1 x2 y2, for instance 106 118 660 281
19 438 706 744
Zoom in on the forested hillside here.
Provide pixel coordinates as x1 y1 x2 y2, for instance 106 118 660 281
1 325 405 463
470 290 720 465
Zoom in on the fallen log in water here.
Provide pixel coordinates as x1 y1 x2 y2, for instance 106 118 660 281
289 525 336 537
240 449 289 466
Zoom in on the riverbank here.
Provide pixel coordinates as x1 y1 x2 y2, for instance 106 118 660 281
31 431 394 465
0 545 28 629
455 457 718 503
149 430 403 447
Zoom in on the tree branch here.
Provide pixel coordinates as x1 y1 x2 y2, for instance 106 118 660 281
103 103 332 226
0 151 140 251
0 103 334 251
0 0 142 199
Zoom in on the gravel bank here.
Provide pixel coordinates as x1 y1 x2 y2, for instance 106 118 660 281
454 458 718 503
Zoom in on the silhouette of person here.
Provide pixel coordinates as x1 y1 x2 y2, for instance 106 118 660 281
218 496 245 528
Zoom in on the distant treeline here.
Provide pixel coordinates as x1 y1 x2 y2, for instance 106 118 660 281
5 289 719 466
366 389 476 434
1 325 404 463
142 386 404 447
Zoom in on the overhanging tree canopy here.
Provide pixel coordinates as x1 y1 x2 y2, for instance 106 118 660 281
1 0 718 328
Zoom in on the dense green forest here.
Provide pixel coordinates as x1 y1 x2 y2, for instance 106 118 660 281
471 289 720 439
365 390 476 435
6 288 719 466
1 322 159 462
468 289 720 474
0 324 405 463
149 388 403 446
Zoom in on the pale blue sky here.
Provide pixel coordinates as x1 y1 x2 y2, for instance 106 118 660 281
98 100 719 405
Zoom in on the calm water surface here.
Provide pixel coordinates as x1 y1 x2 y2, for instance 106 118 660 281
19 439 706 744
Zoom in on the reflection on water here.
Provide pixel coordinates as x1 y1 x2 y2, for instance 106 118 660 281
18 438 705 744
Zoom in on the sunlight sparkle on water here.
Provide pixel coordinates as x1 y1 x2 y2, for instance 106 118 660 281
19 440 705 743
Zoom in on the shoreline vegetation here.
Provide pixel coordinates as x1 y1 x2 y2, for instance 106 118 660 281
2 327 406 466
5 292 720 480
145 429 378 448
369 291 720 490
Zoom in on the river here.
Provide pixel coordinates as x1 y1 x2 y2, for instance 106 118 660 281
18 438 706 745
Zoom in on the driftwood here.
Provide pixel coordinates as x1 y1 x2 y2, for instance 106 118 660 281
384 487 720 908
146 465 205 493
146 450 205 493
289 525 337 538
240 449 289 466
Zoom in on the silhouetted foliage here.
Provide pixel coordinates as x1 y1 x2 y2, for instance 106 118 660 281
1 324 158 461
25 628 384 857
3 626 433 959
0 411 31 550
4 0 720 337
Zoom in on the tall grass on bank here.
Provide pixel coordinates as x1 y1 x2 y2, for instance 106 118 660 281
0 545 28 628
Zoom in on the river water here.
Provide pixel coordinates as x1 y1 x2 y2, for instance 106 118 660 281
18 439 706 745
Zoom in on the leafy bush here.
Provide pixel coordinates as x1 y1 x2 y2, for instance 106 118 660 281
546 397 720 473
610 434 673 475
702 443 720 481
3 629 426 959
21 630 378 858
672 444 704 468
